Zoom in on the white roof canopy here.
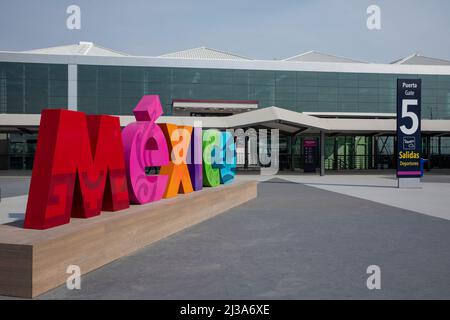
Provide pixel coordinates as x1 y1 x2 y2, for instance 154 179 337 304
22 41 129 57
159 47 252 61
391 53 450 66
283 51 365 63
2 107 450 136
8 41 450 65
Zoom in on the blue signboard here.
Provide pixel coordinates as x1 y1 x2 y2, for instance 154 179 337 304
396 79 421 178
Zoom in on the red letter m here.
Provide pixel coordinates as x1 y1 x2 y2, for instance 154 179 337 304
24 109 129 230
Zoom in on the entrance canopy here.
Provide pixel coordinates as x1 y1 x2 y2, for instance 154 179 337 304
172 99 258 116
1 106 450 136
160 106 450 136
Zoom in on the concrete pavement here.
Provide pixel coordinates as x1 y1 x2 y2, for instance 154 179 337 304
32 178 450 299
2 173 450 224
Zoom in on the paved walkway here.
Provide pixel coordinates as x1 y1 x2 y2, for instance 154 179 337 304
236 174 450 221
1 174 449 299
2 178 444 300
2 173 450 224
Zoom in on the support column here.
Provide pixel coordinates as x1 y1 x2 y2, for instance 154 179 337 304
287 135 293 171
68 64 78 111
370 135 375 169
244 136 248 170
0 133 8 170
320 130 325 176
291 135 296 171
438 136 441 155
333 136 337 170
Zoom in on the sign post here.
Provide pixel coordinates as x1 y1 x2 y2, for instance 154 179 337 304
303 139 317 173
396 79 422 188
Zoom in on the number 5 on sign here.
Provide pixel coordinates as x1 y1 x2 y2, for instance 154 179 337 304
400 99 419 135
396 79 421 181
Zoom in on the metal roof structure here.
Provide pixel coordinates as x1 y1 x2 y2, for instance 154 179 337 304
3 49 450 76
158 47 252 60
7 41 450 66
283 51 365 63
22 41 129 57
391 53 450 66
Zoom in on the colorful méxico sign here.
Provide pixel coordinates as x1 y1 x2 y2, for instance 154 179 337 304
24 95 236 230
396 79 422 178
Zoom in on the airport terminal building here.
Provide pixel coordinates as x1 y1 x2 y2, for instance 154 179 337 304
1 42 450 172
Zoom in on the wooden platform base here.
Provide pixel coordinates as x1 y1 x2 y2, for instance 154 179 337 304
0 181 257 298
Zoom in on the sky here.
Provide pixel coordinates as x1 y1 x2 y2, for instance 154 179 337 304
0 0 449 63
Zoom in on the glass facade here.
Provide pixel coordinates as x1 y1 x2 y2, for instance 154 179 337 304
0 62 68 113
1 61 450 170
274 134 450 172
0 62 449 119
6 133 36 170
77 65 450 119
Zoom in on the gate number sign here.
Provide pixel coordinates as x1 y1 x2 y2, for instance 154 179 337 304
397 79 421 178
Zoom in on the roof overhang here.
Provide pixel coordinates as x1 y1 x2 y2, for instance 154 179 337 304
2 51 450 75
173 99 258 111
304 112 396 119
1 107 450 136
